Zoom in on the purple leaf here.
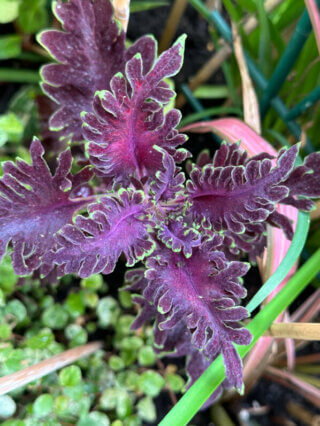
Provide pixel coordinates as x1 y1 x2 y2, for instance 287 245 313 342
149 146 187 203
43 189 155 277
39 0 157 141
186 143 318 251
157 216 201 258
281 151 320 209
141 238 252 389
82 36 188 183
0 138 93 275
154 321 192 357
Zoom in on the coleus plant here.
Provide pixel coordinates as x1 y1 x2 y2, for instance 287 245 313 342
1 0 320 402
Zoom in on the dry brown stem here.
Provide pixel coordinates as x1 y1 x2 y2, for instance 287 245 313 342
232 23 261 134
113 0 130 31
159 0 188 53
0 341 102 395
264 323 320 340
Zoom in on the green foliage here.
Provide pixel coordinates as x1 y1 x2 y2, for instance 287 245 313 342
81 274 104 290
119 290 133 308
138 371 165 397
18 0 48 34
8 86 40 143
130 1 169 12
0 0 21 24
65 292 85 318
59 366 82 387
138 346 156 366
97 297 120 327
65 324 88 346
26 329 54 349
33 394 54 417
4 299 27 323
0 265 186 423
109 355 125 371
0 395 17 418
42 305 69 329
0 35 22 60
166 373 185 393
78 411 110 426
0 113 24 146
0 256 18 296
137 397 156 423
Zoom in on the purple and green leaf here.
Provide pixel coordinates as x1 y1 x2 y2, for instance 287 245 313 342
38 0 157 142
82 35 188 183
43 189 155 277
0 138 93 275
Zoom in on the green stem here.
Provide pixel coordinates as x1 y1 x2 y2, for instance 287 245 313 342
0 68 40 84
159 247 320 426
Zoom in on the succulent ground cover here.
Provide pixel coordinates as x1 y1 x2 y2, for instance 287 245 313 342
0 0 319 425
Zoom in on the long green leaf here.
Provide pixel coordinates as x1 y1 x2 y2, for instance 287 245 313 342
256 0 272 76
246 211 310 313
160 244 320 426
193 85 229 99
179 107 243 127
0 68 40 84
130 0 169 12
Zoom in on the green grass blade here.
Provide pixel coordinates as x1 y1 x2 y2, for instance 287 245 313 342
0 68 40 83
159 246 320 426
255 0 272 76
246 211 310 313
221 0 241 22
179 107 243 127
130 1 169 12
193 85 229 99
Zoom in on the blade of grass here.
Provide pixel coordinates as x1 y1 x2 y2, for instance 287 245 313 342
130 1 169 12
246 211 309 313
221 0 241 22
294 372 320 387
176 0 285 108
193 85 230 99
295 364 320 374
255 0 272 77
179 106 242 127
159 248 320 425
208 27 240 106
0 68 39 83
